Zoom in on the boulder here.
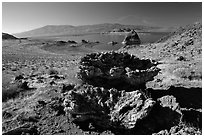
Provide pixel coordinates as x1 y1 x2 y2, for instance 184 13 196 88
139 95 182 133
63 85 122 128
157 95 181 113
67 40 77 44
56 40 67 46
82 39 89 43
63 85 156 130
110 91 156 129
69 44 78 47
78 51 160 90
122 30 141 45
63 84 183 133
108 41 118 45
176 56 187 61
111 95 182 131
61 83 75 93
14 75 24 81
112 95 183 134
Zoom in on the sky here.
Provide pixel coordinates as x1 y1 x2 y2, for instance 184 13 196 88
2 2 202 34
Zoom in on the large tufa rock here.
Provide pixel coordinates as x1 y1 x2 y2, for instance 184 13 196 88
63 85 183 133
63 85 155 129
157 95 181 113
122 30 141 45
110 90 156 129
156 95 182 126
110 95 182 131
114 95 183 134
78 51 160 90
63 85 122 128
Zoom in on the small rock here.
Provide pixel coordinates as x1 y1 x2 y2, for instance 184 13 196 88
15 75 24 81
61 83 75 93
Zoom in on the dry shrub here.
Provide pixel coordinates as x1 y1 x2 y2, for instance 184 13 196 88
173 68 202 80
47 68 59 75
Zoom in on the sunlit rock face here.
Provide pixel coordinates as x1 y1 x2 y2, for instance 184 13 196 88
63 85 156 129
63 85 121 128
63 85 182 132
78 51 160 90
110 90 156 129
122 30 141 45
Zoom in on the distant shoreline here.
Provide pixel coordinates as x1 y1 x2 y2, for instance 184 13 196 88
15 31 170 40
108 31 170 36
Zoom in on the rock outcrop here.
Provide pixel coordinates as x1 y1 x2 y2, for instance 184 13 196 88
78 51 160 90
108 41 118 45
82 39 89 43
63 85 183 133
154 95 182 128
63 85 155 129
68 40 77 44
111 95 182 132
110 90 156 129
2 33 18 40
122 30 141 45
56 41 67 46
63 85 121 128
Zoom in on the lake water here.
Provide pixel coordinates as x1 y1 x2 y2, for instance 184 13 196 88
42 32 169 51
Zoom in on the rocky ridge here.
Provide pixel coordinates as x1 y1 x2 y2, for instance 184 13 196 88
2 32 18 40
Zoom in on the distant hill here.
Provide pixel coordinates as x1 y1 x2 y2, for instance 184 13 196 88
14 23 176 38
2 33 18 40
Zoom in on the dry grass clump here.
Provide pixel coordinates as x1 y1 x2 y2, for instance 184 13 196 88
173 67 202 80
2 81 29 102
47 68 59 75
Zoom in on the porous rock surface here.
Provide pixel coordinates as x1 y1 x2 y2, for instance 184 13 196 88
110 90 156 129
63 85 121 125
78 51 160 90
63 85 155 129
63 85 182 132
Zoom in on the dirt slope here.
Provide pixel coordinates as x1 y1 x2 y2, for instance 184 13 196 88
124 22 202 89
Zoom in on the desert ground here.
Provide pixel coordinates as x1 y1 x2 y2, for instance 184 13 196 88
2 22 202 135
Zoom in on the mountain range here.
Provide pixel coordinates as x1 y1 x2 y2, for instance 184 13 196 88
14 23 176 38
